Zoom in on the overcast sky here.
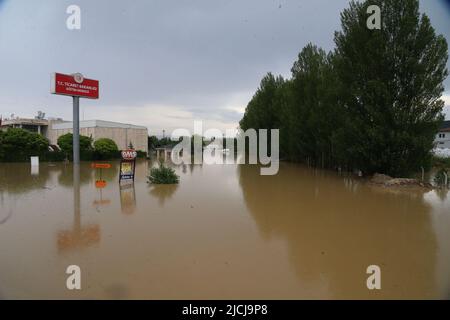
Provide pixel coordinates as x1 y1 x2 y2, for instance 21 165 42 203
0 0 449 136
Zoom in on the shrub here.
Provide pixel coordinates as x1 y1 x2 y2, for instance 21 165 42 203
147 161 179 184
41 151 66 162
432 156 450 169
136 150 147 158
94 138 119 159
57 133 93 160
0 128 49 162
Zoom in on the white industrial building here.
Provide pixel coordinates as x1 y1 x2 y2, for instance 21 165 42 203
48 119 148 153
1 117 148 154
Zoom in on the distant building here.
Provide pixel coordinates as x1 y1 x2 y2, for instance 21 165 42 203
435 120 450 149
0 118 49 136
48 120 148 153
1 117 148 154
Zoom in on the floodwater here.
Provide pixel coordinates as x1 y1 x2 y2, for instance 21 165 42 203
0 158 450 300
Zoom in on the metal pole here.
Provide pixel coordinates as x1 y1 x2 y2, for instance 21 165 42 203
73 96 80 165
73 163 81 235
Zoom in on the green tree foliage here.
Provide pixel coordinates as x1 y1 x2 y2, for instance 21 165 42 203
148 135 205 153
239 0 448 177
0 128 49 162
285 44 340 166
240 73 285 132
57 133 93 160
148 161 179 184
333 0 448 176
148 136 179 149
148 135 159 150
93 138 119 159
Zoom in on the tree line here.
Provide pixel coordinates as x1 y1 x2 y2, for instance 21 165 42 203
0 128 137 162
239 0 448 177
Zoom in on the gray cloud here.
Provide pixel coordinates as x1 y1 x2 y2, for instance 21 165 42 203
0 0 449 135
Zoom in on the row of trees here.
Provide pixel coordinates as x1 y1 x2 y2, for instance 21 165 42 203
56 133 122 160
148 136 179 150
148 134 209 152
0 128 122 162
240 0 448 177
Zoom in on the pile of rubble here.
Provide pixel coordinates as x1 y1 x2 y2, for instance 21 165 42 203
370 173 432 189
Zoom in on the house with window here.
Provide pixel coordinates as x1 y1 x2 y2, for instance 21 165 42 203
435 120 450 149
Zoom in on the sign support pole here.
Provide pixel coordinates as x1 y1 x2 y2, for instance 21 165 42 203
73 96 80 165
52 72 98 164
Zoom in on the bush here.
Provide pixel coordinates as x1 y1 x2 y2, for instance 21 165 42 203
148 135 159 150
57 133 93 160
0 128 49 162
41 151 66 162
148 161 179 184
432 156 450 169
94 138 119 160
136 150 148 158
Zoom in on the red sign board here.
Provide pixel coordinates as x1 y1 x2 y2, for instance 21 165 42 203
121 150 137 160
51 73 99 99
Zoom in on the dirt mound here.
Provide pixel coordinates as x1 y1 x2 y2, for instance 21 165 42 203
370 173 393 184
370 173 432 189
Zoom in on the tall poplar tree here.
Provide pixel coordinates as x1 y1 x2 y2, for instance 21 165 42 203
333 0 448 176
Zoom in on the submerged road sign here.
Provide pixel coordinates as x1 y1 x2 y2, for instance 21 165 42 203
51 72 99 164
91 163 112 169
119 149 137 182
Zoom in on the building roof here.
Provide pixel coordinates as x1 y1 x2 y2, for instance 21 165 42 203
0 118 48 126
51 120 147 130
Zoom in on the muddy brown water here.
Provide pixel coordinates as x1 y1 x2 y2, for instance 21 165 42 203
0 159 449 299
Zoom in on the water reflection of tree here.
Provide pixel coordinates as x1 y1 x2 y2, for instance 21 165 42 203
149 185 178 207
434 188 449 202
57 163 94 187
238 163 438 299
0 162 120 194
0 209 12 225
95 161 119 181
0 163 57 195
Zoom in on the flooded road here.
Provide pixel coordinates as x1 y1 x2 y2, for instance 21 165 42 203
0 160 449 299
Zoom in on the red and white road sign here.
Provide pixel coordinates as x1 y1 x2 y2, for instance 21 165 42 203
121 150 137 160
51 73 99 99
